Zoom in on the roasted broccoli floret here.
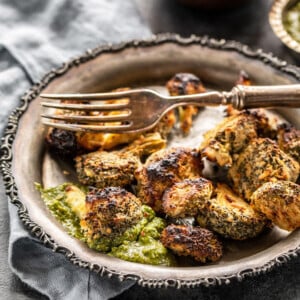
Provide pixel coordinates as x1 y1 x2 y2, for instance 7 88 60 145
162 178 213 218
277 124 300 165
166 73 206 134
199 111 258 168
75 133 166 188
45 128 79 157
135 147 202 213
229 138 299 200
196 183 268 240
251 181 300 231
75 150 140 188
161 224 223 263
80 186 144 251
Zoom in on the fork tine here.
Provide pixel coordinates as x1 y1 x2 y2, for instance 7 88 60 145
41 101 129 111
40 89 142 101
41 113 130 123
42 120 133 133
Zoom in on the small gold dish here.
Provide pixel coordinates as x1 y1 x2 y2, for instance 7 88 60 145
270 0 300 55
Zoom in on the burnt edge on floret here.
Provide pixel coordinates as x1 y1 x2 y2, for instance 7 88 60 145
167 73 204 95
161 224 223 263
45 127 80 158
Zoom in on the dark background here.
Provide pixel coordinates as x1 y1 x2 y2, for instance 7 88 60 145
1 0 299 299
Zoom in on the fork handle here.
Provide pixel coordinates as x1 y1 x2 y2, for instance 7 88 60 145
229 84 300 110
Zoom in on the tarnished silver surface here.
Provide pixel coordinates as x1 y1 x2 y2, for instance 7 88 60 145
1 34 300 288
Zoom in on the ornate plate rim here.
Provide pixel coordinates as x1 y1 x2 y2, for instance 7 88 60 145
1 33 300 289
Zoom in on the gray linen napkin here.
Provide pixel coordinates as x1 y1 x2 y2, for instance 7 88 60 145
0 0 151 299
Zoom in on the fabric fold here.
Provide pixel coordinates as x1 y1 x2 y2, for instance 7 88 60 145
0 0 152 299
0 0 151 81
9 204 134 300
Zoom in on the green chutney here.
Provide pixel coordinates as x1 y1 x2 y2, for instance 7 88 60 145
37 183 176 266
284 1 300 43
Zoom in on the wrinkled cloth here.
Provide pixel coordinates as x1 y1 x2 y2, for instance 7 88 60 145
0 0 151 299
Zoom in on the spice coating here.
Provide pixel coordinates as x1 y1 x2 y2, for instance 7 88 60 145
251 181 300 231
200 111 258 167
229 138 299 200
83 187 143 239
135 147 202 212
75 133 166 188
277 124 300 165
161 224 223 263
163 178 213 218
75 150 140 188
197 183 268 240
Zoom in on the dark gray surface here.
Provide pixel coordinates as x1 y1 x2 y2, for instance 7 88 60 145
135 0 294 62
1 0 300 299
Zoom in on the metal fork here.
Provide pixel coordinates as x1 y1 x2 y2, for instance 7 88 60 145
41 84 300 133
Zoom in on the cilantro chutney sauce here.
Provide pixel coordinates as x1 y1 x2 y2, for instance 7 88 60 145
36 183 85 241
284 1 300 43
37 183 176 266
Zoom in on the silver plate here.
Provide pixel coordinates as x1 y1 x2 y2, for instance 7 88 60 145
2 34 300 288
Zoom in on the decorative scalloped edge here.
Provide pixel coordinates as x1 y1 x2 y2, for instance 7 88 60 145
1 34 300 289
